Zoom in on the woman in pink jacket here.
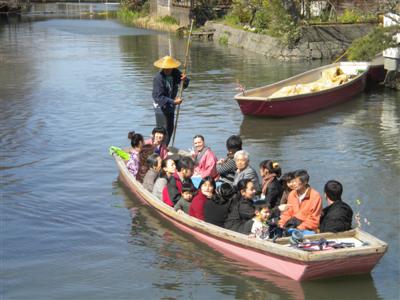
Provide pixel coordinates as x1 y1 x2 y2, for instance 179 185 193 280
192 135 218 180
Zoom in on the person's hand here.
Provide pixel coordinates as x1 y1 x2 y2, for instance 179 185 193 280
174 97 183 105
217 158 225 164
278 204 290 212
181 73 187 81
177 209 184 214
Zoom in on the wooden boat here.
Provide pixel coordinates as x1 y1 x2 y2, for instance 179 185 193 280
234 62 370 117
112 153 387 281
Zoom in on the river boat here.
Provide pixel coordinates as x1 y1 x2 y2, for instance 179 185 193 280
234 62 370 117
112 153 387 281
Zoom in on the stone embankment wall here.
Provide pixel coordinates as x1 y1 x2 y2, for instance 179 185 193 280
206 22 376 60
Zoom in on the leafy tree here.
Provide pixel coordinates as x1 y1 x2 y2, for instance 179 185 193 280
347 26 399 61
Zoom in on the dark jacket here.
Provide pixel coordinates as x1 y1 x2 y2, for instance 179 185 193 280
320 200 353 233
204 194 231 227
263 177 283 209
224 195 255 234
152 69 189 113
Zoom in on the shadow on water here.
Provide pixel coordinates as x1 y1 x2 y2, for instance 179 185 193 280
114 176 380 300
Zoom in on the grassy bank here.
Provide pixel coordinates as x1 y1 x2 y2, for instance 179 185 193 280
117 7 180 32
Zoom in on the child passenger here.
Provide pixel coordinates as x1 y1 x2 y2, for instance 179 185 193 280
248 207 270 239
174 183 194 214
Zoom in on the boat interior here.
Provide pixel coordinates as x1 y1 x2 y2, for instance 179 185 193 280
235 62 370 100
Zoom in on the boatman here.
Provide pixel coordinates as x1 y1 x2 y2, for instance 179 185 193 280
152 55 189 146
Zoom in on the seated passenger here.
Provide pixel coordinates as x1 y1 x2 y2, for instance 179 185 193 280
216 135 242 184
152 158 176 200
189 176 216 221
174 183 194 214
259 160 283 209
163 157 195 207
248 207 271 239
278 170 322 232
145 127 169 159
224 179 256 234
279 172 295 205
204 182 236 227
232 150 260 191
320 180 353 233
126 133 144 179
192 135 218 179
142 154 162 192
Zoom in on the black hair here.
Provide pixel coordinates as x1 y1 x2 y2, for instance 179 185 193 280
259 160 282 178
280 172 295 191
324 180 343 202
146 153 160 169
193 134 204 141
237 178 252 192
199 176 216 191
226 135 242 152
177 156 194 172
127 131 135 140
181 183 194 194
130 133 144 148
152 126 166 136
293 169 310 184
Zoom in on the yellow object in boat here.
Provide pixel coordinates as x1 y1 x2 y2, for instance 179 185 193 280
269 67 350 99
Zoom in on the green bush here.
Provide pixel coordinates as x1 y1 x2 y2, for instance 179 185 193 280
223 13 241 27
230 0 252 24
219 34 229 45
347 26 399 61
252 8 269 29
263 0 301 47
117 7 141 23
158 15 179 25
225 0 301 46
337 8 377 23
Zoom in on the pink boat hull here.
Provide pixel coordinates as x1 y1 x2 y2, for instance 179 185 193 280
237 74 367 117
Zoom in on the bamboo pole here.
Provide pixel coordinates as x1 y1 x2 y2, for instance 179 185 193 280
171 19 194 148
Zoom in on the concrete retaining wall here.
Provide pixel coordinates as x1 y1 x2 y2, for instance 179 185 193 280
206 22 376 60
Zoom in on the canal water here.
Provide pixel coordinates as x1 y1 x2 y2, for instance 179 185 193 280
1 12 399 300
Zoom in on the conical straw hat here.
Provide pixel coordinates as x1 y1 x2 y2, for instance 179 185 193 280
153 56 181 69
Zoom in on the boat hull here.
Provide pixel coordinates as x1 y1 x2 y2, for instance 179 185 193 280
236 74 367 117
117 161 386 281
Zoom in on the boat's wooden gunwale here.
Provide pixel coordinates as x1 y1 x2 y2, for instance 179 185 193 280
234 62 369 102
114 154 387 263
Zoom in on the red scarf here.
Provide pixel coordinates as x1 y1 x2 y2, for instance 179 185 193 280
262 173 277 196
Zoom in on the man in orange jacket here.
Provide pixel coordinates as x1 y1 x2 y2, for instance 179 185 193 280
279 170 322 232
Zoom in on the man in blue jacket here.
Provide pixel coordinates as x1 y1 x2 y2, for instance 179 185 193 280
152 56 189 146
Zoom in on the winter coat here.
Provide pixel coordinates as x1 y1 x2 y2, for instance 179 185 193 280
320 200 353 233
